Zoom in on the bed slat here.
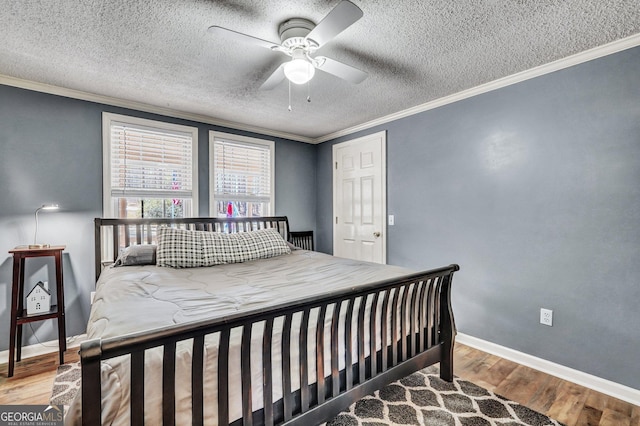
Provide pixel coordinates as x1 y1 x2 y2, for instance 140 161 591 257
131 351 145 424
344 297 355 391
192 335 205 426
262 318 274 426
380 289 390 372
357 295 367 385
369 292 379 377
162 342 176 426
315 304 327 405
282 313 293 421
330 303 340 397
426 279 436 349
112 224 119 262
218 329 231 426
241 323 253 426
400 284 410 362
391 287 401 367
299 308 311 412
409 282 419 358
417 279 428 352
124 224 130 247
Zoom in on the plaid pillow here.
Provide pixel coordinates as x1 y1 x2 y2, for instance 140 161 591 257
157 227 291 268
202 228 291 266
156 227 204 268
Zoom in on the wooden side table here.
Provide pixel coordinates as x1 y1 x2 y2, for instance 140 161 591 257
7 245 66 377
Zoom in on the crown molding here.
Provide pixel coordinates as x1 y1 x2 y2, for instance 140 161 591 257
2 33 639 146
313 33 640 144
0 74 314 144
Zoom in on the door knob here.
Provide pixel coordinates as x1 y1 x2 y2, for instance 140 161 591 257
373 231 381 237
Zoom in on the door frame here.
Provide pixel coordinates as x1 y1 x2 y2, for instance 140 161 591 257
332 130 387 264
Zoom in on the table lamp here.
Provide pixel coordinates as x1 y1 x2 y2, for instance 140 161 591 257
29 203 59 249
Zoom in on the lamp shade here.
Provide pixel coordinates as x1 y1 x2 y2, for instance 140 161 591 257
284 58 315 85
40 203 59 211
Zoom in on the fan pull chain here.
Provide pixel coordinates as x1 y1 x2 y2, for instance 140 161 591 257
307 79 311 103
288 80 292 112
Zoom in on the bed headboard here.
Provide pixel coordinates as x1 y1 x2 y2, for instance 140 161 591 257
94 216 291 281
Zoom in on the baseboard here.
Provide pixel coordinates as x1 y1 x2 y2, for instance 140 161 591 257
456 333 640 406
0 334 86 365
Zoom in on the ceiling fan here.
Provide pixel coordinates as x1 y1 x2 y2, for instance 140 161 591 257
208 0 367 91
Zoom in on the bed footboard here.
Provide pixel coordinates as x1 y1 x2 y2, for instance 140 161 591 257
79 264 458 426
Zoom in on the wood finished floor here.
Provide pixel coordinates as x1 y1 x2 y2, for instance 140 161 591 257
0 343 638 425
454 344 640 426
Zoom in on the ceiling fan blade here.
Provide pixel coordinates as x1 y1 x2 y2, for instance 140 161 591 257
305 1 363 47
208 26 280 50
315 56 367 84
260 64 286 90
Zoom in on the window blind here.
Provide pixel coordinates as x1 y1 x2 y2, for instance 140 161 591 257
110 122 194 198
213 139 271 203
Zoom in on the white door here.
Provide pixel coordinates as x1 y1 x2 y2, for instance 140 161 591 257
333 131 386 264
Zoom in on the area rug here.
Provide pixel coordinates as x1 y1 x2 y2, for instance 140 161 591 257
324 365 563 426
51 363 563 425
50 362 81 407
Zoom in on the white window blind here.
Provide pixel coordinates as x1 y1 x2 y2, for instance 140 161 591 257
103 112 198 219
110 122 194 198
213 139 272 203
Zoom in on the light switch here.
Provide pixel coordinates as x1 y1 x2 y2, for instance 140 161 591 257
388 215 395 226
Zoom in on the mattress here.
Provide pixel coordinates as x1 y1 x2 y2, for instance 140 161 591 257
66 249 413 425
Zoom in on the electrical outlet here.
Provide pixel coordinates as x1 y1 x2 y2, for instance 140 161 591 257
540 308 553 326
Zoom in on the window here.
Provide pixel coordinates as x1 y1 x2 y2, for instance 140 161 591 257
103 113 198 218
209 131 274 218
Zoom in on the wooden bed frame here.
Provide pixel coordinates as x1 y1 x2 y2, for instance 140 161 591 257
80 216 459 425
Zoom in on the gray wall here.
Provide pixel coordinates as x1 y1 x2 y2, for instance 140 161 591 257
0 85 316 352
2 45 638 392
317 46 640 390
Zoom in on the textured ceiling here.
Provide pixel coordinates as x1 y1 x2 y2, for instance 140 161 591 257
1 1 639 141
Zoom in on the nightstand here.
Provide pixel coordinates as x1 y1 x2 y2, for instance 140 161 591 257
7 246 66 377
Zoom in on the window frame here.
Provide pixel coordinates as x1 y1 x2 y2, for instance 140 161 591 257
102 112 199 218
209 131 275 217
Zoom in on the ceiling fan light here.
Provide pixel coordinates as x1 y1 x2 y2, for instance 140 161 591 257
284 58 315 85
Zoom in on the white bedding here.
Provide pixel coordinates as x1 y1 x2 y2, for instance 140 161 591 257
66 249 414 425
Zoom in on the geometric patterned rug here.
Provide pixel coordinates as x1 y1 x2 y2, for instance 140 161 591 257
324 365 564 426
51 363 564 425
50 362 81 407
